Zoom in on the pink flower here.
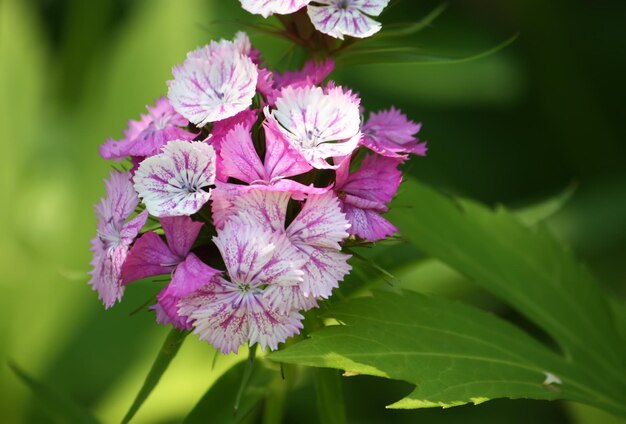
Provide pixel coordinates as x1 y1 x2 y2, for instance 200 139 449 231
273 59 335 88
335 153 402 241
121 216 220 329
233 190 351 311
211 123 329 227
307 0 390 39
265 85 361 169
240 0 310 18
99 97 196 161
362 107 427 158
207 109 259 155
178 219 306 353
167 35 258 126
134 140 216 217
89 171 148 308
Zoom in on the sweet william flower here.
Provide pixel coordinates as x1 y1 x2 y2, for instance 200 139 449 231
240 0 310 18
233 190 351 311
265 85 361 169
89 171 148 308
121 216 220 329
212 122 329 228
99 97 196 161
335 153 402 241
307 0 390 39
362 107 427 158
179 219 306 353
168 35 258 126
134 140 216 217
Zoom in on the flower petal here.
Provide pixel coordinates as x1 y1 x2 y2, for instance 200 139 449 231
220 124 265 184
307 0 389 39
344 204 398 241
168 47 258 126
265 85 361 169
134 140 216 217
121 231 178 284
362 107 426 158
287 191 350 250
160 216 204 259
239 0 310 18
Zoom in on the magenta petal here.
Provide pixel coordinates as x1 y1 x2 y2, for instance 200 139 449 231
155 254 221 329
160 216 204 259
168 253 221 298
361 107 425 158
220 124 265 183
344 205 398 241
209 108 259 153
121 231 179 284
338 154 402 206
263 123 312 179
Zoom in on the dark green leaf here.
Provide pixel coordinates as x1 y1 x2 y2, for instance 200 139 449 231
9 361 100 424
375 3 448 39
336 34 519 66
121 328 188 424
270 291 625 415
183 359 277 424
387 179 624 374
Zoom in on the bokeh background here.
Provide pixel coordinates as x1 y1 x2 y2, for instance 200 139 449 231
1 0 625 422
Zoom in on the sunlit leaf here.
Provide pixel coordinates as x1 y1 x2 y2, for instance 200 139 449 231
270 291 625 415
121 329 188 424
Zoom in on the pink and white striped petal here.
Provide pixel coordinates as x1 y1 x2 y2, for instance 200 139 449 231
240 0 310 18
287 191 350 250
134 140 216 217
265 85 361 169
168 47 258 126
307 0 390 40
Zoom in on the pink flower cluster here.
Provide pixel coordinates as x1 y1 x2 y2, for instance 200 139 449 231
89 32 425 353
240 0 391 39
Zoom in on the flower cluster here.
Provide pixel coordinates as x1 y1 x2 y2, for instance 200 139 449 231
240 0 391 39
89 32 425 353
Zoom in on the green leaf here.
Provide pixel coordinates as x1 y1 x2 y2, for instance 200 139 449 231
335 34 519 66
374 3 448 39
502 184 576 226
270 291 625 415
121 328 188 424
183 359 277 424
387 179 624 375
9 361 100 424
314 367 347 424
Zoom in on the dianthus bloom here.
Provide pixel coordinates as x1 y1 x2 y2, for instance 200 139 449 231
89 171 148 308
90 31 426 353
178 219 306 353
265 85 361 169
307 0 391 39
99 97 196 161
239 0 309 18
168 34 258 126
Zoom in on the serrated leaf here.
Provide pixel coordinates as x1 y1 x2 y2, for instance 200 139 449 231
270 291 625 415
9 361 100 424
387 179 624 375
183 359 277 424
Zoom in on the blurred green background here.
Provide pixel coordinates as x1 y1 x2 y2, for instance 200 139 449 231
1 0 625 422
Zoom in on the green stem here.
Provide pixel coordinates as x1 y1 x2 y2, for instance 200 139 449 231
121 329 188 424
314 367 347 424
